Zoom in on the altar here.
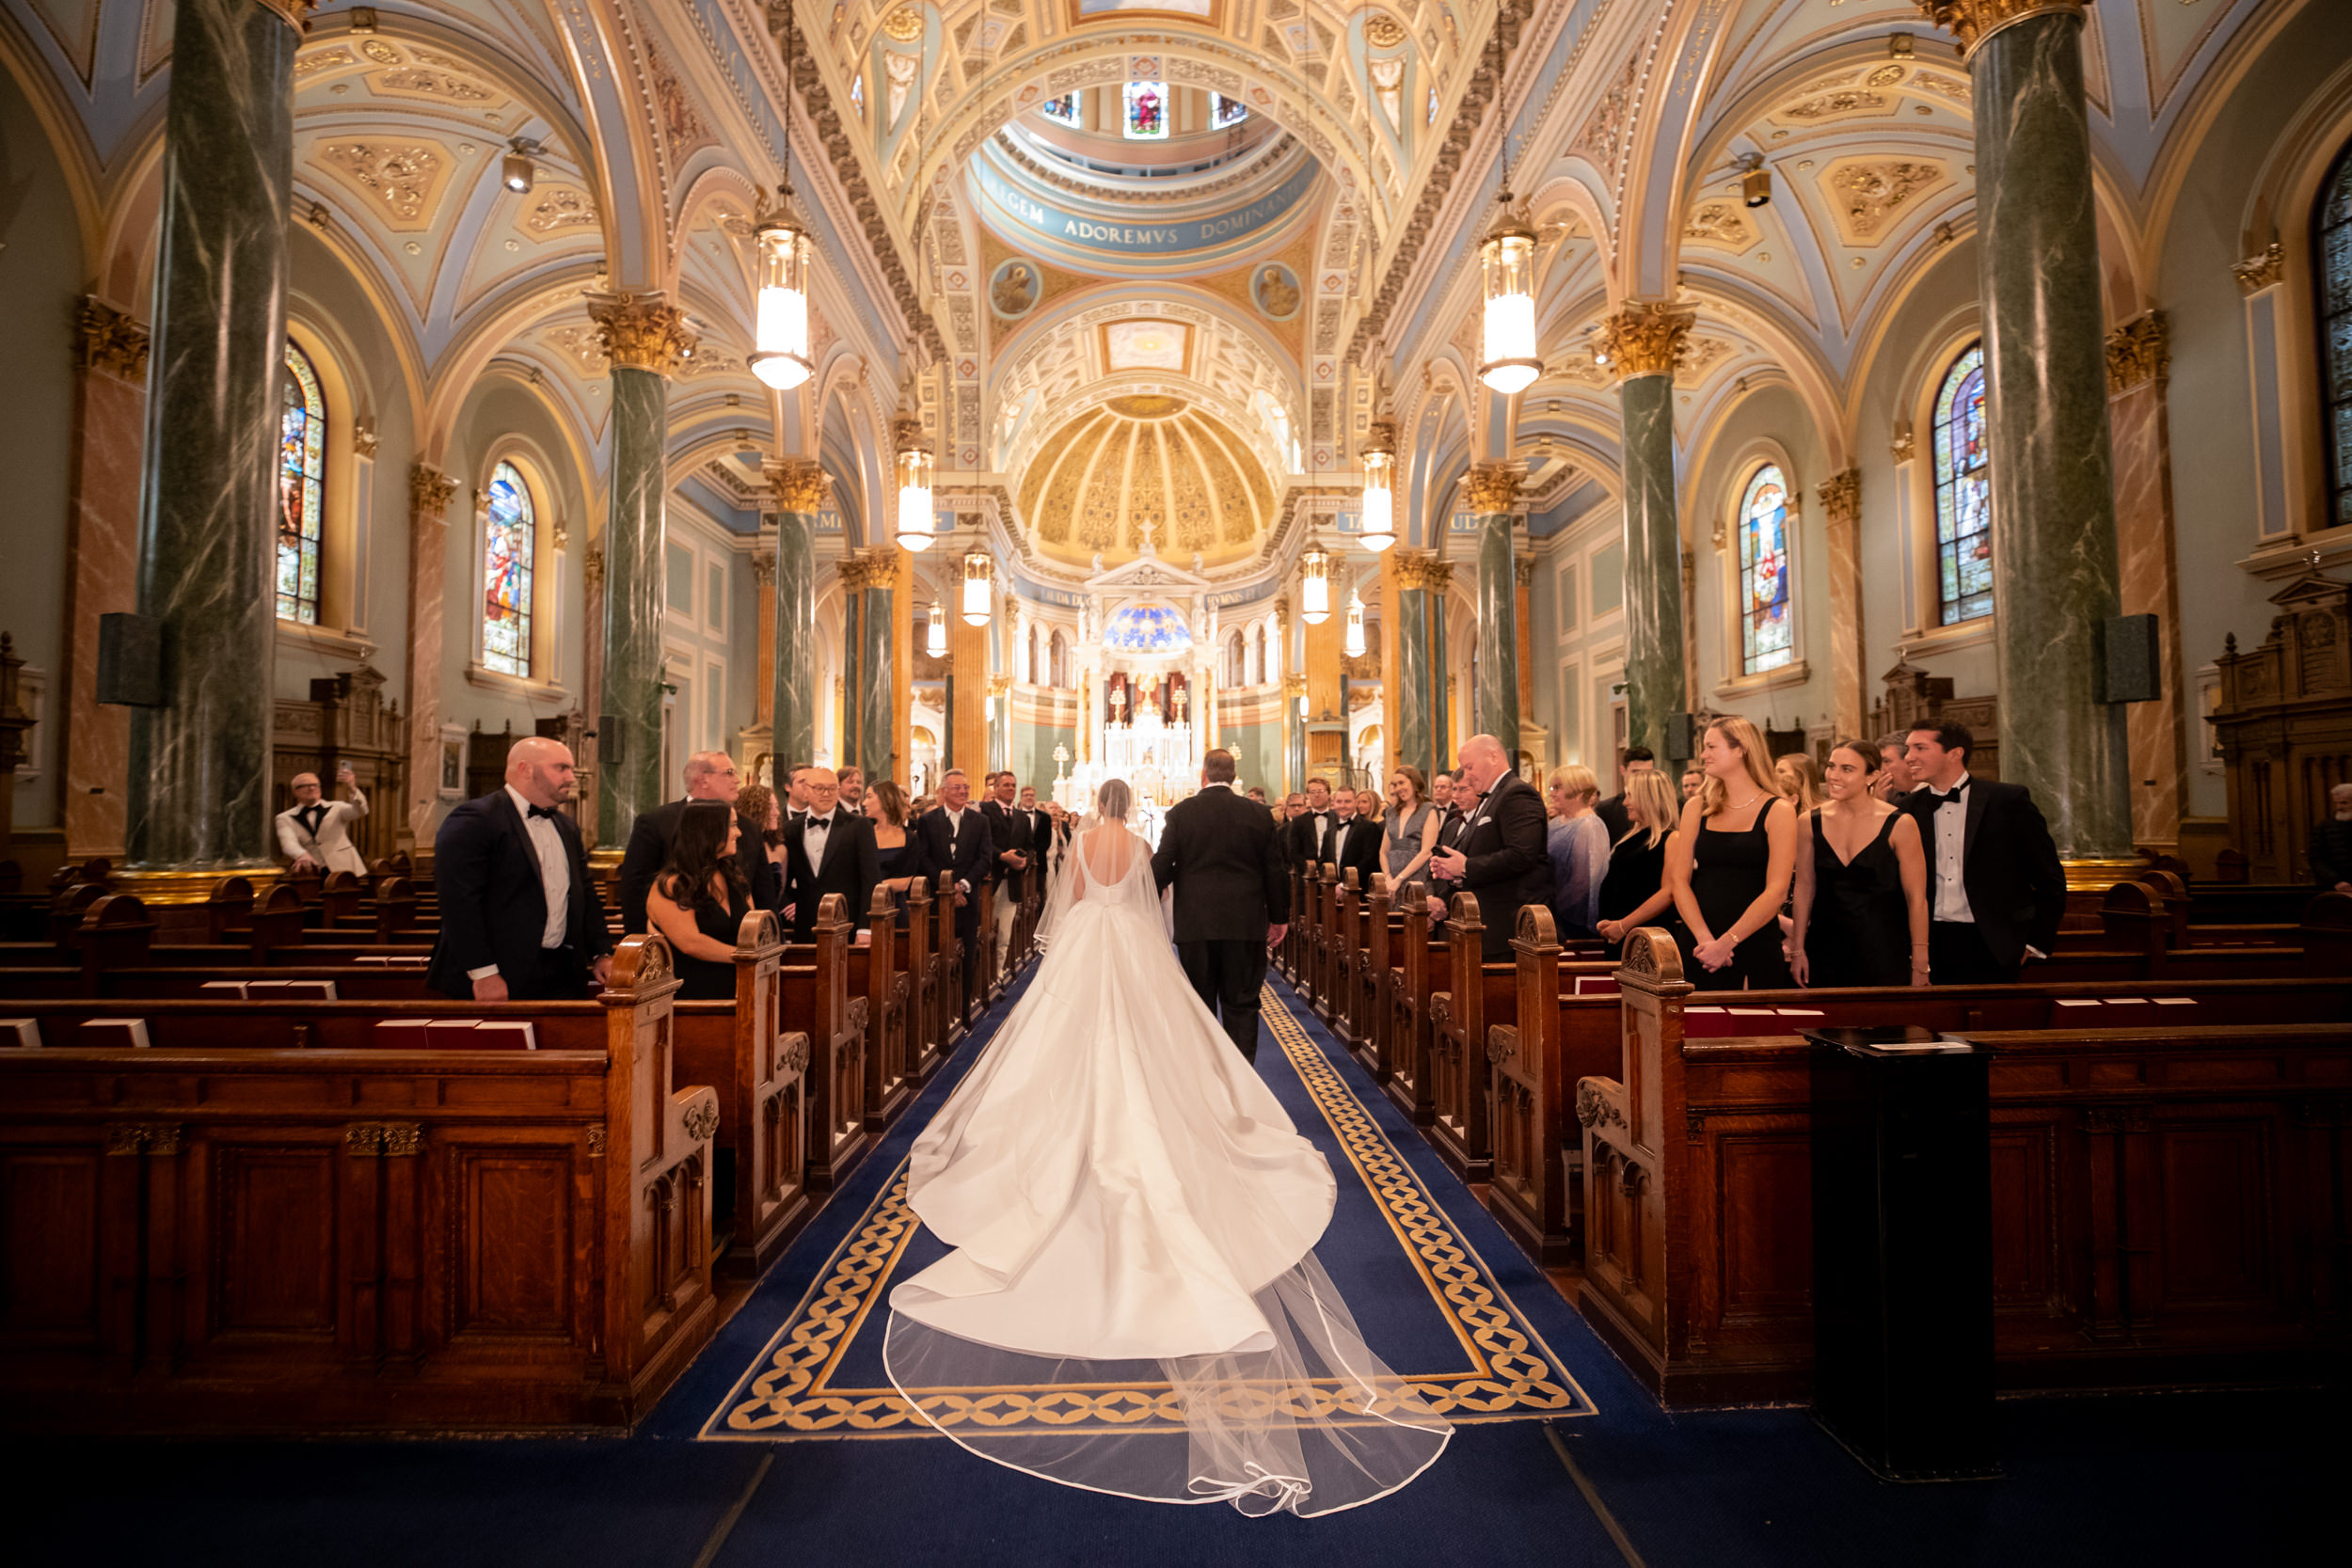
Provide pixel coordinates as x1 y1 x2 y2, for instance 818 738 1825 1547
1051 524 1220 816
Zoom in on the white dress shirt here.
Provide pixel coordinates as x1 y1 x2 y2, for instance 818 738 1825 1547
1329 817 1355 864
803 811 833 875
468 785 571 981
1926 773 1975 924
943 806 971 891
1311 813 1328 852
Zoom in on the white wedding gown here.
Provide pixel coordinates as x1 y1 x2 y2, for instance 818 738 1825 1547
884 819 1452 1516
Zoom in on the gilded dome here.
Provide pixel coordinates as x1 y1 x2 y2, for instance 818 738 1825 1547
1015 401 1273 570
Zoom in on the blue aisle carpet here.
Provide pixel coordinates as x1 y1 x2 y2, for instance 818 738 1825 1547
6 971 2330 1567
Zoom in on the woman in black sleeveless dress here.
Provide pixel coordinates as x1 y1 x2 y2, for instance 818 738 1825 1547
645 800 751 1000
1665 717 1799 991
1790 740 1931 988
864 779 934 928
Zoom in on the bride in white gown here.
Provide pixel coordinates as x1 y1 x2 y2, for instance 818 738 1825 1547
884 778 1452 1516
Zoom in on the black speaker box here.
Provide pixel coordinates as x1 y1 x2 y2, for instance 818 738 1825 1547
96 612 162 707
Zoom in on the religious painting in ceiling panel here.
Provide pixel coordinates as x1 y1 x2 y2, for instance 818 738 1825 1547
1683 198 1762 255
1819 156 1949 248
313 139 458 231
1102 320 1191 374
367 64 504 109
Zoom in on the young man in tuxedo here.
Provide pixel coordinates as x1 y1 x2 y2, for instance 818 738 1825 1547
1426 736 1550 958
426 737 614 1002
1324 785 1384 888
1152 749 1291 1064
1286 776 1337 867
1900 721 2067 985
981 771 1035 979
835 766 866 816
615 750 773 934
1017 785 1055 875
1594 747 1654 845
781 767 881 939
916 768 996 953
276 763 370 876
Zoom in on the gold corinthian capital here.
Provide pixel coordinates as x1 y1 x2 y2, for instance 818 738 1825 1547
764 456 832 514
586 293 696 375
1464 464 1522 516
1597 303 1697 382
1914 0 2084 59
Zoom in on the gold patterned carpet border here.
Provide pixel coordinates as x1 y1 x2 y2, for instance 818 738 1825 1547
697 983 1595 1440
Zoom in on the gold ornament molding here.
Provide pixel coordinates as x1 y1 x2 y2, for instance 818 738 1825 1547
765 456 833 514
408 464 457 515
837 551 898 594
587 293 695 375
1463 465 1523 516
1915 0 2084 59
1512 555 1536 587
2105 311 2169 394
1816 467 1862 527
2232 243 2283 295
75 296 149 380
1597 304 1697 382
255 0 318 32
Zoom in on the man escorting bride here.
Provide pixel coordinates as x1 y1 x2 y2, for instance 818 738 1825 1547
885 751 1452 1516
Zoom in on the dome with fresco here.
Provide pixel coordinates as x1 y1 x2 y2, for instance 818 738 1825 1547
1015 397 1274 572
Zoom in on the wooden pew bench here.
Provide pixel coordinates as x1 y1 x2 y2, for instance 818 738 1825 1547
1568 928 2352 1408
0 934 722 1433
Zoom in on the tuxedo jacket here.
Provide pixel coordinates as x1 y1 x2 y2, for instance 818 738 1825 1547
1900 777 2068 968
1152 784 1290 944
981 799 1037 899
1023 808 1056 873
1323 813 1385 888
275 790 370 877
915 805 997 928
1285 808 1338 868
615 798 773 935
783 806 881 939
1446 775 1552 958
425 790 613 999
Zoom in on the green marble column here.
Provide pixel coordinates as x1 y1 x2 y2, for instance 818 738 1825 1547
1955 0 2130 857
125 0 303 867
766 458 825 770
1468 467 1522 760
587 294 692 843
1429 563 1454 770
1605 306 1694 763
861 576 897 784
1394 560 1433 784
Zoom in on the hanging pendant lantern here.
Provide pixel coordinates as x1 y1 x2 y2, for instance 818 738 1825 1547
961 545 993 626
748 189 814 390
1478 208 1540 394
1358 418 1397 553
1343 590 1366 658
894 419 935 551
926 599 946 657
1299 530 1331 626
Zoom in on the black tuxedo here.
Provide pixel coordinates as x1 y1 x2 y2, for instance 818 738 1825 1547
981 798 1037 898
915 804 996 940
1901 774 2067 979
1595 793 1633 846
1324 813 1384 887
783 806 882 939
426 790 613 1000
1286 808 1338 868
1445 775 1551 958
1152 783 1291 1062
616 797 772 935
1022 808 1055 873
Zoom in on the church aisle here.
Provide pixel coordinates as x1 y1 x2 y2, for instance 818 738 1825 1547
6 973 2327 1567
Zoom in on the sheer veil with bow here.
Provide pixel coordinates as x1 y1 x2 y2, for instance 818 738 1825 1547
884 777 1450 1516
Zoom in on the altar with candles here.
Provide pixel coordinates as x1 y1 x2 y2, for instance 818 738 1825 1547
1053 527 1221 813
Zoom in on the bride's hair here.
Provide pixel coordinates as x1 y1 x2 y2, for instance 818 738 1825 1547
1094 778 1132 822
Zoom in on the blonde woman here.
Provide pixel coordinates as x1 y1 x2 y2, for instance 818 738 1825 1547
1595 770 1683 956
1775 752 1823 814
1790 740 1931 988
1665 716 1797 990
1382 766 1441 888
1545 764 1610 937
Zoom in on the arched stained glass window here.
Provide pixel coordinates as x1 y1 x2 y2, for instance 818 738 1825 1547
1933 343 1994 625
1737 464 1793 674
1211 93 1248 128
1049 628 1070 689
1122 81 1167 140
1040 92 1080 127
482 462 535 677
2317 139 2352 527
1226 629 1246 689
278 343 325 625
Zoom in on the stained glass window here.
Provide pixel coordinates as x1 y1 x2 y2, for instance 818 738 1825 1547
1427 87 1439 124
1122 81 1167 140
2318 139 2352 526
278 343 325 625
1738 465 1793 674
1210 92 1248 128
1040 92 1080 127
482 461 534 677
1932 344 1994 624
850 73 864 115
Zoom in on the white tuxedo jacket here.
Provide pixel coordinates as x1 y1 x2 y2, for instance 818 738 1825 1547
276 790 370 876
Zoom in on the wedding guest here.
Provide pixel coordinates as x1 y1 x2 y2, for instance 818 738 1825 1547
1666 716 1797 990
1680 766 1705 802
1596 770 1683 957
865 779 933 922
735 782 787 911
1382 766 1441 891
616 751 771 935
982 772 1036 979
1900 721 2067 985
916 768 994 951
2311 783 2352 893
276 762 370 875
1790 740 1931 989
1874 734 1915 803
1775 752 1823 814
646 800 750 1001
1425 736 1549 957
1595 746 1655 843
1545 763 1610 939
783 767 881 941
1323 785 1383 887
1287 776 1337 866
835 766 866 815
425 737 612 1002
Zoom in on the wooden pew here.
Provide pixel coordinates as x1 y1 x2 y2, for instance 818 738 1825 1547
784 895 869 1192
1483 906 1574 1264
671 911 811 1279
1329 869 1369 1050
1424 893 1518 1182
1574 928 2352 1407
1309 863 1341 1022
851 884 916 1130
1357 874 1401 1082
1280 863 1309 982
904 874 947 1078
929 871 965 1056
1383 883 1440 1127
0 932 722 1432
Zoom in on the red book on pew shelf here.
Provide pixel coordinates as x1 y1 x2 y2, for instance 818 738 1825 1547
78 1019 151 1048
426 1020 485 1050
251 979 339 1001
469 1021 537 1051
1 1019 41 1049
199 981 247 998
372 1019 433 1047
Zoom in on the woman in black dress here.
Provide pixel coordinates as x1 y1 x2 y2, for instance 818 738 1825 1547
644 800 751 1000
1595 769 1684 958
864 779 933 927
1789 739 1931 988
1665 716 1798 990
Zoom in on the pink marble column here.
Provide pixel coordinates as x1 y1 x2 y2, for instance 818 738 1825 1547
60 299 150 858
405 465 455 848
2107 310 2185 852
1817 468 1865 737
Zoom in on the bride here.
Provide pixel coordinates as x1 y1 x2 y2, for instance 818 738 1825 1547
884 778 1452 1516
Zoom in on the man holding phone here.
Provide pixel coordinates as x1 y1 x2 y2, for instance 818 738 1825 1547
277 761 371 875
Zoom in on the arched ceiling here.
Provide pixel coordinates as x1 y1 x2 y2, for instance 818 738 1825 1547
1015 394 1275 571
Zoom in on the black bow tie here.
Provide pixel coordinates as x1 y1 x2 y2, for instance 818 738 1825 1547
299 804 325 827
527 803 558 820
806 817 829 832
1930 785 1968 809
